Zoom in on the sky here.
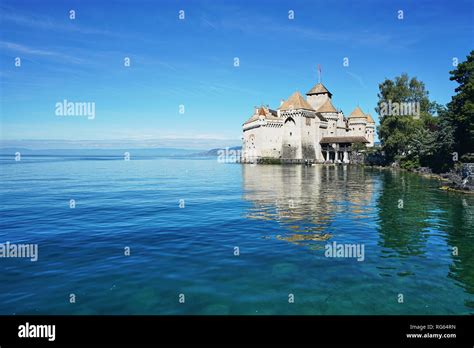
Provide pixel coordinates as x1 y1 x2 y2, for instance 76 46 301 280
0 0 473 149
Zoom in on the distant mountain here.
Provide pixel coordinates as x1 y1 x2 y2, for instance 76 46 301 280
0 147 199 157
0 146 244 158
190 146 242 157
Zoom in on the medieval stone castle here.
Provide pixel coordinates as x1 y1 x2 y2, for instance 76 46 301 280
241 79 375 163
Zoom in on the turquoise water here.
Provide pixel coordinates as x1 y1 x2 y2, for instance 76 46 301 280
0 156 473 314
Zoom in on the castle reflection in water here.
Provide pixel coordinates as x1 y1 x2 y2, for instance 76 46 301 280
242 164 378 246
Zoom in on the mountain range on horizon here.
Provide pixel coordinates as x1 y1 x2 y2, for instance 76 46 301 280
0 146 243 157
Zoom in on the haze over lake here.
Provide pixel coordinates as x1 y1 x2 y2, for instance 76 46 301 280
0 156 473 314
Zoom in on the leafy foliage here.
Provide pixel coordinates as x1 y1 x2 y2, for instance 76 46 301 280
376 74 436 166
446 50 474 157
376 53 473 173
351 141 367 153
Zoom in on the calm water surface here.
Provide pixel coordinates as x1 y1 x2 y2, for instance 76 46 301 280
0 156 473 314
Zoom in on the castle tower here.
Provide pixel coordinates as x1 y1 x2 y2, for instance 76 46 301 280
279 91 316 161
306 83 332 111
365 113 376 147
348 106 368 137
315 98 340 136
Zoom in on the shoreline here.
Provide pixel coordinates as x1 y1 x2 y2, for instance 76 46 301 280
361 164 474 194
241 159 474 194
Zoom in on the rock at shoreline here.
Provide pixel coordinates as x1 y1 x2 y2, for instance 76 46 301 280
415 167 432 174
446 163 474 192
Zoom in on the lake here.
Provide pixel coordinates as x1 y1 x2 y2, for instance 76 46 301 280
0 156 473 314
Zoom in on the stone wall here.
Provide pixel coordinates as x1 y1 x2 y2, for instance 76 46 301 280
281 114 302 160
301 116 316 160
259 124 283 158
348 117 367 137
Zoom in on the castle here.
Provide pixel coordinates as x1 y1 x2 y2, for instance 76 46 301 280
241 79 375 164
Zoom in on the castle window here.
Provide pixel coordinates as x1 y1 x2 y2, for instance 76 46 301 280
305 118 311 126
290 132 292 136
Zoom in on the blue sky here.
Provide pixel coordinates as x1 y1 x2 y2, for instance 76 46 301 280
0 0 473 149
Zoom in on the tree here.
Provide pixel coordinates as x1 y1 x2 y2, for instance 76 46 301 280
446 51 474 160
352 141 367 153
429 105 455 172
376 53 473 172
376 74 436 165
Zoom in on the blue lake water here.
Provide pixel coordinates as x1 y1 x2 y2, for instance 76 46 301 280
0 156 473 314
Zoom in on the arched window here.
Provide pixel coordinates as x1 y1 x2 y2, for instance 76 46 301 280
284 117 296 125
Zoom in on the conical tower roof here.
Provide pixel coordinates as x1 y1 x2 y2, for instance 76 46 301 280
279 91 314 111
316 99 337 113
366 113 375 123
348 106 366 118
243 106 265 125
306 82 332 96
258 107 266 116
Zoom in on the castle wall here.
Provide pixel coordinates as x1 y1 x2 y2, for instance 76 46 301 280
314 118 327 161
324 112 339 136
281 115 302 160
348 117 367 137
335 112 348 137
301 116 316 160
259 124 283 158
365 125 375 147
242 126 260 161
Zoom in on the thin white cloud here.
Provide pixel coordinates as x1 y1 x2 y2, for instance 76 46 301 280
1 41 56 56
214 11 400 48
1 12 118 36
201 17 217 30
0 10 168 45
0 41 85 64
345 71 366 89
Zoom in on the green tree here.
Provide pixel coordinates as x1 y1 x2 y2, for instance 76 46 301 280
376 74 436 165
428 105 455 172
352 141 367 153
446 51 474 160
